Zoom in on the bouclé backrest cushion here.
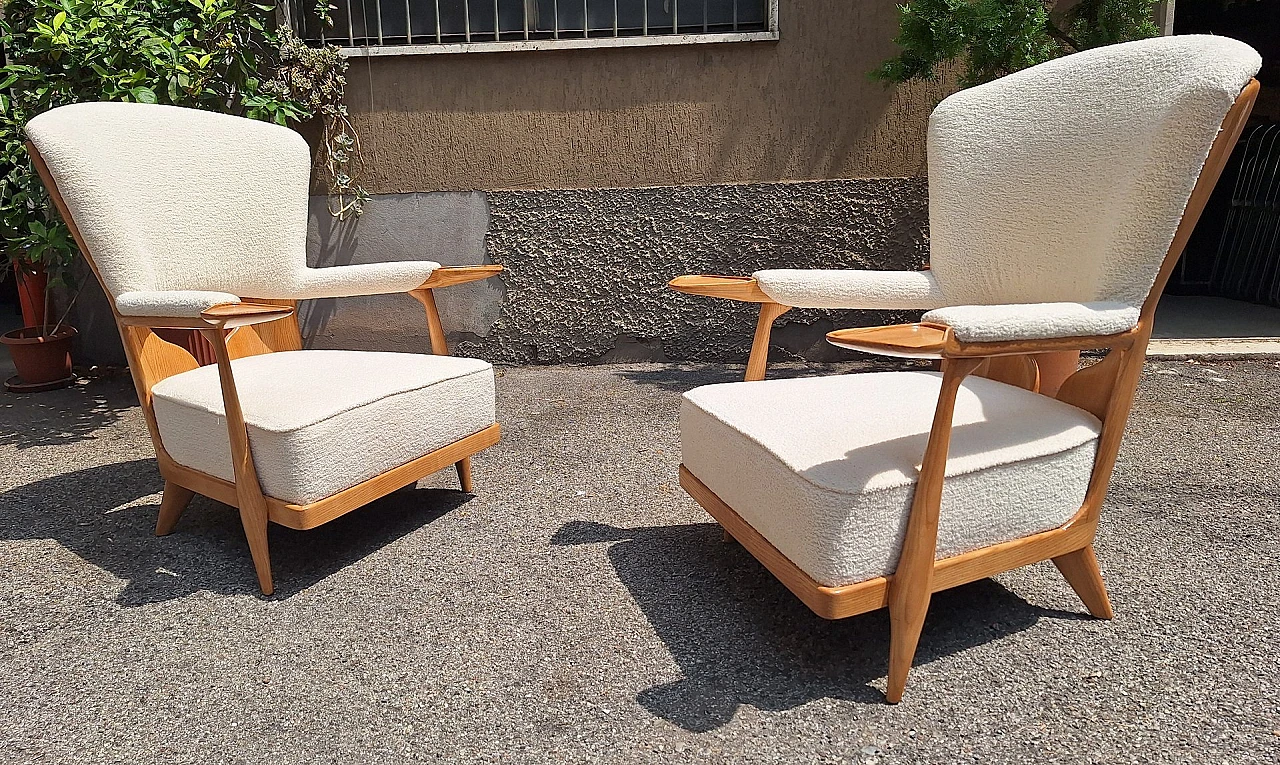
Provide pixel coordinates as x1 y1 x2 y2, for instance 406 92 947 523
26 102 311 300
927 35 1261 308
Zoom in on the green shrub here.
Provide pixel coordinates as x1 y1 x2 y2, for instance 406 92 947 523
874 0 1161 88
0 0 357 287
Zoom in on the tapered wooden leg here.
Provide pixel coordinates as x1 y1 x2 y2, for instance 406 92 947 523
887 588 931 704
1052 545 1114 619
238 499 273 596
885 357 984 704
201 327 275 597
455 457 473 493
155 481 195 536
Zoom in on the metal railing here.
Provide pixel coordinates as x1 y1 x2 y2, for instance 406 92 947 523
288 0 774 50
1206 122 1280 308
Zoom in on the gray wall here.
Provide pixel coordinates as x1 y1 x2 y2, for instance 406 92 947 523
70 177 928 367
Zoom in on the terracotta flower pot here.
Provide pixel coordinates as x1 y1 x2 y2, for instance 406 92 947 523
12 261 49 329
1 325 77 392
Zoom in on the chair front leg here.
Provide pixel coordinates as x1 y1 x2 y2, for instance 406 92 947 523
745 302 791 382
408 287 474 490
886 356 983 703
200 328 275 596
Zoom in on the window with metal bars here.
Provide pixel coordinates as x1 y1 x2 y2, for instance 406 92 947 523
286 0 776 53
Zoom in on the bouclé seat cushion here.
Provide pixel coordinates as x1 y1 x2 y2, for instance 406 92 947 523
681 372 1102 587
152 350 495 505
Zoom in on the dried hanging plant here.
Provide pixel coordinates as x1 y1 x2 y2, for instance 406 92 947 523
264 26 369 219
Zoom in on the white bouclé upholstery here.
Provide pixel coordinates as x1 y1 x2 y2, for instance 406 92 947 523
115 290 242 317
746 37 1261 345
927 36 1259 311
922 302 1141 343
152 351 496 505
24 103 439 316
753 269 946 310
681 373 1101 587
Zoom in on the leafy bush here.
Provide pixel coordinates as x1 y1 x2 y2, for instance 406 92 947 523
0 0 359 288
874 0 1161 88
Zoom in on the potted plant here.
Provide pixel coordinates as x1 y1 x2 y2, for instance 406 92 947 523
0 0 363 391
0 140 81 391
0 229 80 391
0 290 79 392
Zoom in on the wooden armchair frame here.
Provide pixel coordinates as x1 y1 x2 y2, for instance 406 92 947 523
676 80 1258 702
29 142 504 596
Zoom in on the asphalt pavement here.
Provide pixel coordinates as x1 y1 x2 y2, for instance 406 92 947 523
1 358 1277 764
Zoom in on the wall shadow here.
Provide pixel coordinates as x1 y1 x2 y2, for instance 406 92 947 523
552 520 1087 731
0 460 470 604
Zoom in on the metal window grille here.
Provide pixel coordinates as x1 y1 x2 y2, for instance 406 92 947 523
286 0 774 52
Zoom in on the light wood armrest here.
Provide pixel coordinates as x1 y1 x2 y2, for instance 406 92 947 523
669 275 775 303
669 274 790 381
405 267 502 356
416 265 504 290
118 302 295 330
826 323 952 358
826 322 1140 360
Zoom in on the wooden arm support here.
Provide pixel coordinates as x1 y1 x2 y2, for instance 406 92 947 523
668 274 790 381
117 302 296 331
193 322 275 595
408 265 504 356
668 274 775 303
416 264 504 290
826 322 1140 360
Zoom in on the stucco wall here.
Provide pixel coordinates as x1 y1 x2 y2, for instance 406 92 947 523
342 0 946 192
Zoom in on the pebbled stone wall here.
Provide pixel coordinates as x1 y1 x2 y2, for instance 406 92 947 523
460 177 929 364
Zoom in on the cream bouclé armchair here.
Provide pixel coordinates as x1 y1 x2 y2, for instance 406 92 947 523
673 35 1261 702
26 103 504 595
669 37 1264 393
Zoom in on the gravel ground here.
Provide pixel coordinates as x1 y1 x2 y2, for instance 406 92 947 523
1 358 1278 764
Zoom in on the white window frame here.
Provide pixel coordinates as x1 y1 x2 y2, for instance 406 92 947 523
283 1 779 57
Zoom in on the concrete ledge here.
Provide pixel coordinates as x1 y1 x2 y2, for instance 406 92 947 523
1147 337 1280 358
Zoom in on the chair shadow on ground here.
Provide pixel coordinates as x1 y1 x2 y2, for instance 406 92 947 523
553 520 1089 732
611 358 931 395
0 459 470 604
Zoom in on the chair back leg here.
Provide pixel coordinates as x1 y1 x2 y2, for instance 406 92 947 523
1051 545 1115 619
455 457 473 493
155 481 196 536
